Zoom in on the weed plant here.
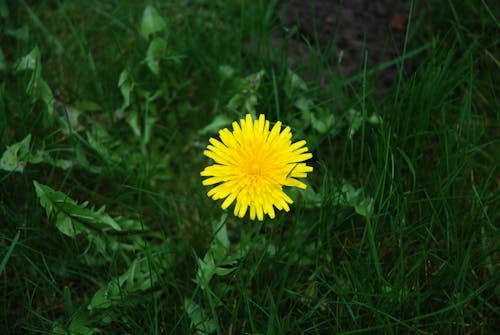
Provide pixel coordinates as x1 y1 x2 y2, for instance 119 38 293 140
0 0 498 334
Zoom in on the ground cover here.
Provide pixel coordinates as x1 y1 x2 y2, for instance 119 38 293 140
1 0 498 333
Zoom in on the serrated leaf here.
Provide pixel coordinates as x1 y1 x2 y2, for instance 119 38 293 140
33 181 122 233
140 6 166 40
35 181 158 272
34 180 56 216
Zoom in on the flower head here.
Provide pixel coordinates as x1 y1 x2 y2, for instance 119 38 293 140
201 114 313 221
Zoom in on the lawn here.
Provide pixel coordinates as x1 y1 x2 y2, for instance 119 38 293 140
1 0 499 334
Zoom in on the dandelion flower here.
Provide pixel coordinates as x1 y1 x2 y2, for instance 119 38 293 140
201 114 313 221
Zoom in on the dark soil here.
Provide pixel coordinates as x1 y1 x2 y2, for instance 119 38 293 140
279 0 410 86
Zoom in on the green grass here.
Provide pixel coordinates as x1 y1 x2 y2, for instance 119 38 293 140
1 0 499 334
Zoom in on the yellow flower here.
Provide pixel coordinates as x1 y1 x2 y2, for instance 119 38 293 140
201 114 313 221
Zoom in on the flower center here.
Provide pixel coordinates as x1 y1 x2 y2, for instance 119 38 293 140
249 162 261 176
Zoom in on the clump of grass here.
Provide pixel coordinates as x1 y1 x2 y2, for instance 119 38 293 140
1 0 498 334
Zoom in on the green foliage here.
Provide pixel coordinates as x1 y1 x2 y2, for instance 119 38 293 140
140 5 167 40
0 134 33 172
33 181 158 258
0 134 74 172
15 46 54 119
33 181 171 333
226 70 265 115
184 298 217 335
1 0 498 334
195 215 240 290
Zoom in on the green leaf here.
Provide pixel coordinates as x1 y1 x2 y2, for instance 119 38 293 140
33 181 122 235
56 104 83 134
218 65 235 78
145 37 167 75
195 215 239 290
0 135 76 173
88 255 169 310
33 180 56 216
226 70 264 114
213 213 229 250
213 267 236 276
288 179 321 208
355 197 374 218
38 78 55 117
330 181 374 218
346 108 382 138
284 69 308 97
117 69 134 113
88 279 120 310
35 181 157 263
311 112 336 134
15 47 54 118
195 255 216 290
346 109 363 138
140 6 166 40
68 309 99 335
15 46 40 71
126 110 141 137
0 134 31 172
294 96 312 114
75 100 102 112
368 113 383 125
183 298 216 335
199 114 232 135
55 214 78 237
86 123 122 163
142 114 158 149
5 25 29 41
